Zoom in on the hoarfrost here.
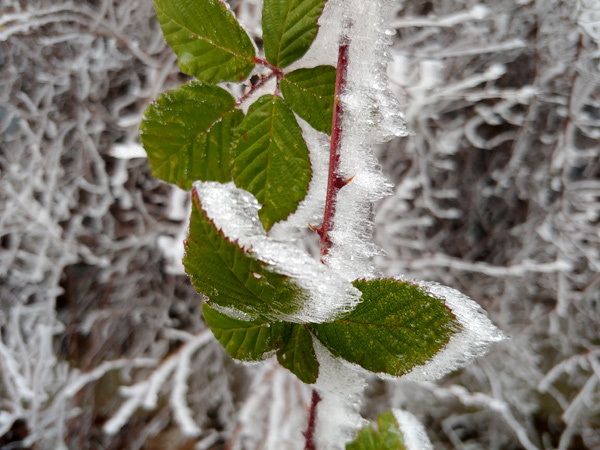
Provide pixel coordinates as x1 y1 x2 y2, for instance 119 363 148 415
232 361 309 450
391 409 433 450
312 339 368 449
2 0 598 448
399 279 505 382
193 181 362 323
319 0 409 281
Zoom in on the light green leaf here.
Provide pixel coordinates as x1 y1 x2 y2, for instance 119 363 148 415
232 95 311 231
310 279 462 376
154 0 255 82
184 189 307 319
262 0 328 68
202 303 319 383
280 65 336 134
141 82 242 189
276 323 319 384
346 411 406 450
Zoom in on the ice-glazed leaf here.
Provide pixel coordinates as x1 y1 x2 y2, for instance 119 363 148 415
346 411 406 450
141 82 242 189
184 189 307 319
232 95 311 231
276 323 319 384
310 279 462 376
202 303 319 383
194 182 362 323
280 65 336 134
262 0 328 68
154 0 255 82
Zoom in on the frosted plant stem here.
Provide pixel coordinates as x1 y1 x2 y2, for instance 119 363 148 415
304 390 322 450
305 39 350 449
317 39 350 259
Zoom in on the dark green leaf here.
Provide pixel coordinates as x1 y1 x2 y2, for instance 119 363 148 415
202 303 319 383
184 189 307 319
202 302 290 361
262 0 328 68
154 0 255 82
347 411 406 450
141 82 242 189
281 65 336 134
310 279 462 376
232 95 311 231
276 324 319 384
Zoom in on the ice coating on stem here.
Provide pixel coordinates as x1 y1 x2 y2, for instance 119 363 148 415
391 409 433 450
398 278 505 382
321 0 409 281
312 339 367 449
193 181 361 323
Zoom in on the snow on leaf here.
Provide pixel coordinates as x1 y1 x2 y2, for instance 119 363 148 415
184 186 308 320
188 182 362 324
399 279 505 381
310 278 462 377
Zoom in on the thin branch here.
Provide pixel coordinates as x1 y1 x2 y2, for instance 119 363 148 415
303 390 322 450
316 39 350 259
236 70 278 106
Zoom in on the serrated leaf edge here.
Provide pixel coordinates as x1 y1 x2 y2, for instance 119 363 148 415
154 0 255 66
185 189 287 319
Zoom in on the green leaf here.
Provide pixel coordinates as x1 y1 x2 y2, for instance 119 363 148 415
347 411 406 450
184 189 307 319
280 65 336 134
232 95 311 231
154 0 255 83
276 323 319 384
202 303 319 383
202 302 290 361
310 279 462 376
262 0 328 68
141 82 242 189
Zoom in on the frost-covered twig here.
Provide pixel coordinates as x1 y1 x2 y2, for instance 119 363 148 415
103 330 212 436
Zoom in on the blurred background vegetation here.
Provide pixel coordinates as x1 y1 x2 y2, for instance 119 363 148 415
1 0 599 448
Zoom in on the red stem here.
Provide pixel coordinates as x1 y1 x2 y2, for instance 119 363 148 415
304 390 322 450
303 39 350 450
237 59 285 106
317 40 350 259
236 71 277 106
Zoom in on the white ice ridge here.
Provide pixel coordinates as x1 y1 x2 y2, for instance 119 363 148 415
312 339 368 450
317 0 409 281
192 181 361 323
397 278 505 382
391 409 434 450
